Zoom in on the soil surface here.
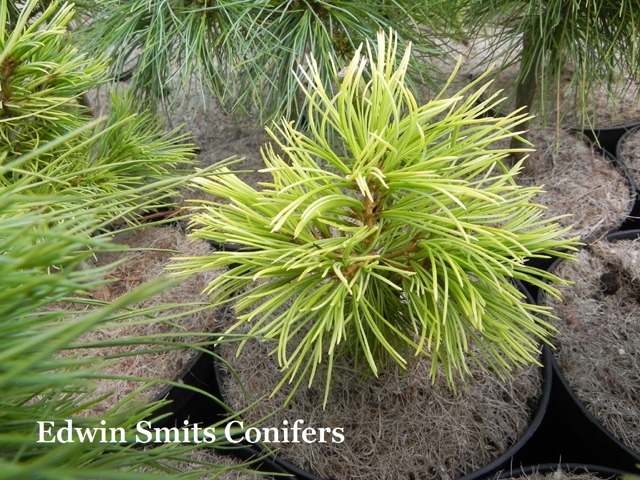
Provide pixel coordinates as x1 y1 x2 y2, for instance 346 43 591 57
218 315 542 480
55 226 225 415
494 467 618 480
544 236 640 453
517 127 633 241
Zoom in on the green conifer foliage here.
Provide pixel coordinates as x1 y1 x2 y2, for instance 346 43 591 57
170 30 580 407
78 0 456 122
1 2 254 477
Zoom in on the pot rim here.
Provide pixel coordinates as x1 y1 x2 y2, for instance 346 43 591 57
572 121 640 158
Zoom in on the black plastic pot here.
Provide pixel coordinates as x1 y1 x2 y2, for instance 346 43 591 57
148 240 246 430
615 126 640 231
517 131 637 300
210 350 324 480
205 240 251 252
578 122 640 160
150 346 226 430
206 240 259 271
211 283 555 480
579 136 638 239
550 130 639 236
213 349 554 480
493 463 627 480
458 345 554 480
147 347 294 478
532 230 640 471
508 346 640 472
519 248 576 309
615 126 640 191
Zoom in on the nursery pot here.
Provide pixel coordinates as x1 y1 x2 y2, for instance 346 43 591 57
599 149 638 235
148 346 294 478
574 136 638 238
213 342 554 480
615 126 640 231
211 282 555 480
458 345 553 480
493 463 626 480
517 131 637 300
578 121 640 159
210 358 325 480
150 346 224 430
616 125 640 191
535 230 640 470
517 129 635 245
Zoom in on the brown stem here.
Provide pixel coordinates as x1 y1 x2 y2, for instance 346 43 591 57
1 57 18 117
343 261 366 279
509 32 537 165
359 181 387 248
362 194 376 231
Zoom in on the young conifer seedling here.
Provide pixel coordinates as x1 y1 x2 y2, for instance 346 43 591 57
170 30 580 407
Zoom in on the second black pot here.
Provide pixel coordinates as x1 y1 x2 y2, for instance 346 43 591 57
531 230 640 471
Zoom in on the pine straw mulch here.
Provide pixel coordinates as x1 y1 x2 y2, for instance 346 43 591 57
618 127 640 189
162 84 272 208
558 80 640 129
543 236 640 453
138 447 267 480
516 127 633 241
53 225 225 416
217 315 542 480
493 466 618 480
